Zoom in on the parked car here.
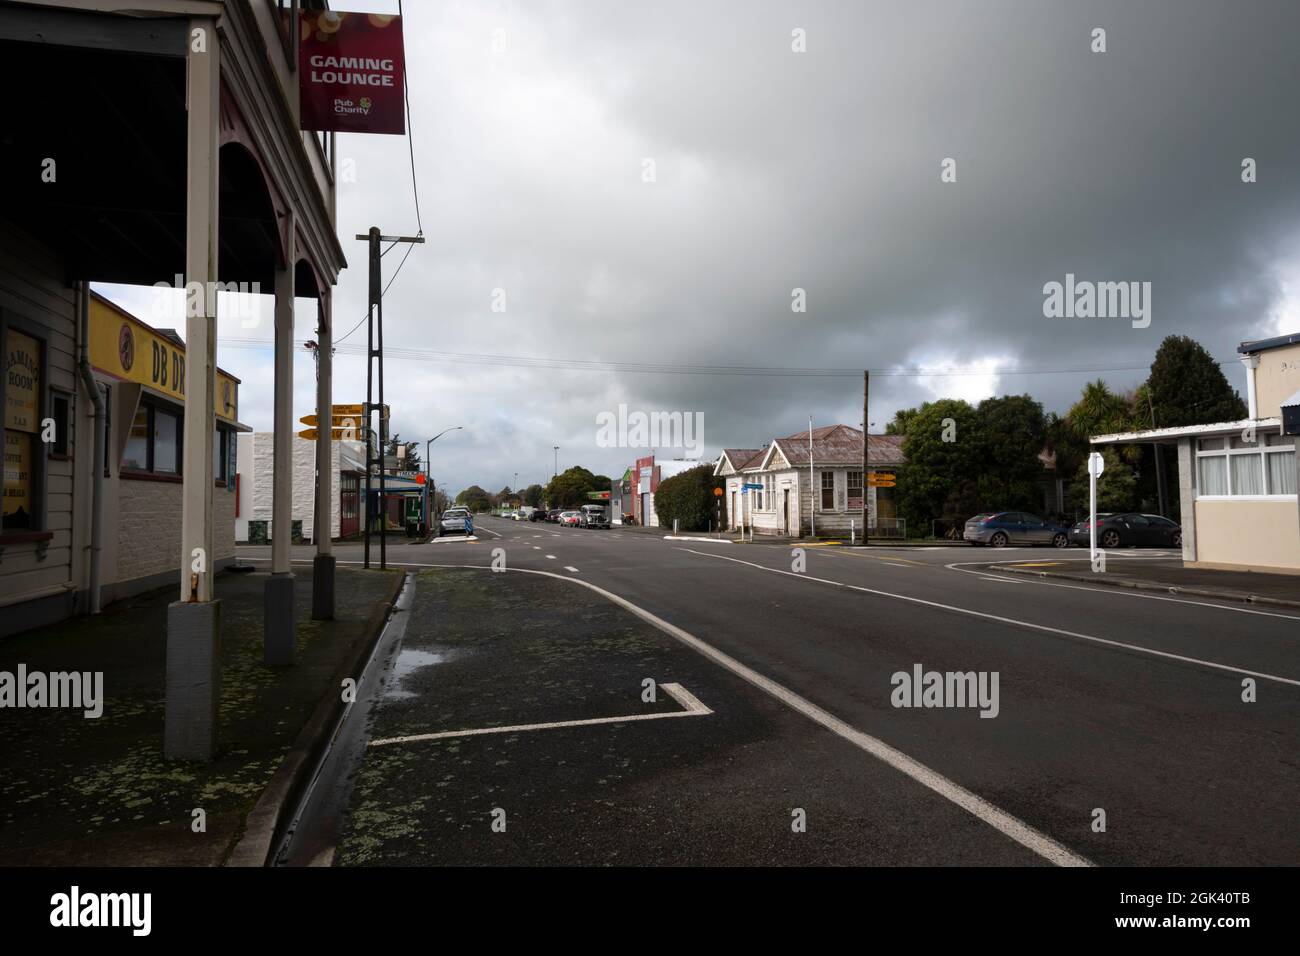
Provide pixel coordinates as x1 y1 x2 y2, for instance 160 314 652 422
529 509 549 522
964 511 1069 548
1070 512 1182 549
579 505 610 529
547 509 564 523
439 507 474 537
559 511 581 527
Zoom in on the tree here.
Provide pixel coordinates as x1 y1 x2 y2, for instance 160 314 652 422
1061 380 1145 516
652 465 723 532
546 466 601 508
1147 335 1246 428
1066 447 1138 513
456 485 492 512
522 484 545 508
970 394 1047 513
895 399 981 533
885 407 920 436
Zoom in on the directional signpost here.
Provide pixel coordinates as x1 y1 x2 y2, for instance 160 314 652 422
866 472 896 488
1088 451 1105 571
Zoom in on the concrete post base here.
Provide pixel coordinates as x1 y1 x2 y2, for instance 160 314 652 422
165 599 221 761
264 573 297 667
312 554 336 621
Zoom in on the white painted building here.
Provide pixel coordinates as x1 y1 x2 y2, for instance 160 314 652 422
715 425 905 537
1092 331 1299 574
236 434 364 544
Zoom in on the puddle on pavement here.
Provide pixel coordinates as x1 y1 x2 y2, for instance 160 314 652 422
384 647 454 699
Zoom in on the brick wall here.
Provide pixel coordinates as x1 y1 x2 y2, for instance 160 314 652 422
116 478 235 585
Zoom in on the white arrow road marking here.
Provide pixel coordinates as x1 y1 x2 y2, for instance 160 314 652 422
369 682 711 747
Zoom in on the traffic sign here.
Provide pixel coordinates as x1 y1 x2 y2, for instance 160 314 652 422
299 414 364 428
713 487 723 497
298 427 358 441
866 473 896 488
742 482 764 490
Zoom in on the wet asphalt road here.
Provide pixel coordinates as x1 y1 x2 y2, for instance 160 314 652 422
248 519 1300 866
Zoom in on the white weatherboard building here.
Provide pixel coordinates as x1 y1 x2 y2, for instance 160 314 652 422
1091 331 1299 574
236 434 364 544
715 425 905 537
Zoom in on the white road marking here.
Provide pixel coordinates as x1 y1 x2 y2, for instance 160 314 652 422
476 526 502 538
430 535 479 544
545 554 556 559
341 558 1092 867
663 535 732 543
945 560 1300 622
880 561 912 569
564 566 579 573
369 681 711 747
532 546 541 550
681 549 1300 688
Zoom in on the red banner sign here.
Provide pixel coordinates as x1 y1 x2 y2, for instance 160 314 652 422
299 11 405 135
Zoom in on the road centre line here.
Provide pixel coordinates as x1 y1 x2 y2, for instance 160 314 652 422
369 681 711 747
944 560 1300 622
678 549 1300 688
329 558 1091 867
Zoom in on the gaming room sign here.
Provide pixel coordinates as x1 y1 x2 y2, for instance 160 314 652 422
299 10 406 135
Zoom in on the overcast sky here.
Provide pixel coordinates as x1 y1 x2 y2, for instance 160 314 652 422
98 0 1300 497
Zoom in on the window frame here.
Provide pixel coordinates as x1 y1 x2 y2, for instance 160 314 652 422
1 310 50 536
820 470 835 510
47 388 72 459
1196 432 1295 499
120 397 184 481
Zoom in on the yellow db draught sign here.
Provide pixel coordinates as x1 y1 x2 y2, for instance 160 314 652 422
867 472 897 488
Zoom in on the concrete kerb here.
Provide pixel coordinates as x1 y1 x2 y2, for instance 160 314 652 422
225 569 405 867
991 564 1300 610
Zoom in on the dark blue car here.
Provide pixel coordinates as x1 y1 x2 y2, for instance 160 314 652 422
963 511 1070 548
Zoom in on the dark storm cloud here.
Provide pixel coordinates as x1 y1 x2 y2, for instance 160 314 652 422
109 0 1300 495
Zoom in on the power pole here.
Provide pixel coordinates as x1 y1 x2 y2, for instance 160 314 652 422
862 370 870 547
358 227 424 570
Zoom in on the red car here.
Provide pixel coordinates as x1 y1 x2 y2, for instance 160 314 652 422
559 511 581 527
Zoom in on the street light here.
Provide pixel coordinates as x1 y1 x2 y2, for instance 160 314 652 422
553 445 559 480
425 426 464 527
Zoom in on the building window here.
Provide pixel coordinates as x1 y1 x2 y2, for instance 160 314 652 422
1196 433 1295 497
213 427 235 483
49 391 71 457
821 470 835 509
122 401 182 476
756 476 765 511
4 327 43 531
847 470 863 508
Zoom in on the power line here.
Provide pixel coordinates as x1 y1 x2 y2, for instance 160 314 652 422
218 336 1242 380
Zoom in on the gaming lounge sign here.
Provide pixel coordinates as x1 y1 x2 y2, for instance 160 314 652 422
299 10 405 135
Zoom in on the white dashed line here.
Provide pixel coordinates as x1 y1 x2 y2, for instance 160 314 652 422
564 566 579 573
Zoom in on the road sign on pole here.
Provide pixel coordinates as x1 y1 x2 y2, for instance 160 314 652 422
866 472 896 488
1089 451 1105 571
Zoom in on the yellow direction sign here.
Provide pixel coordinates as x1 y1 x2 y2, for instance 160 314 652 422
867 473 897 488
298 427 356 441
299 414 364 428
334 402 388 419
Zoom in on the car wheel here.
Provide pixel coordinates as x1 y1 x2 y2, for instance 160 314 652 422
1101 529 1121 549
1052 532 1068 548
990 532 1008 548
1172 531 1182 548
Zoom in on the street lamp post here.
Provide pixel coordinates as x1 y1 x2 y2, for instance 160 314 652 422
425 426 464 530
553 446 559 480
